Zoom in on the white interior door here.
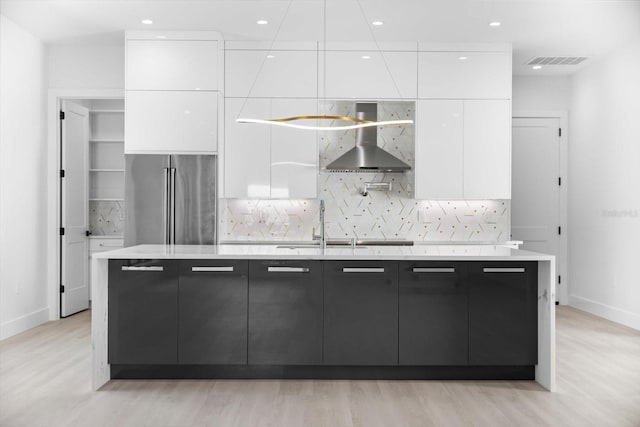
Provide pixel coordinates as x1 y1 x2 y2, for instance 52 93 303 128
61 101 90 317
511 117 561 301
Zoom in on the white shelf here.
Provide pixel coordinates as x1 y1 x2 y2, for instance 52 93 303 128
90 139 124 143
89 169 124 173
91 109 124 114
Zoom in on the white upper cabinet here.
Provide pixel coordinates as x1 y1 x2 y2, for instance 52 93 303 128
270 99 318 199
463 100 511 199
125 91 218 154
224 98 271 198
322 51 417 99
126 40 219 91
418 51 511 99
415 100 464 199
415 99 510 200
224 98 317 199
225 50 317 98
125 31 221 154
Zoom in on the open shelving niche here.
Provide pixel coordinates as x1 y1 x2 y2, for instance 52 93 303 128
88 100 125 236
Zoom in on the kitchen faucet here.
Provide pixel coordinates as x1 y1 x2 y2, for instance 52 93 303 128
313 200 327 250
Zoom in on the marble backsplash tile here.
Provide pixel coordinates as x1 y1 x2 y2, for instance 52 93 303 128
89 200 124 236
219 199 509 242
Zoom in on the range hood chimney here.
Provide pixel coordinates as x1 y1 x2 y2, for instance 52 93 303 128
325 103 411 173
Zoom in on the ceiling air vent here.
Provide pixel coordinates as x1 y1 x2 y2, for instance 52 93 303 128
527 56 588 66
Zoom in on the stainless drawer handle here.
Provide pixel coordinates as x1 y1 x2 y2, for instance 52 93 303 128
192 266 234 272
412 267 455 273
121 266 164 272
483 267 526 273
267 267 310 273
99 243 123 248
342 267 385 273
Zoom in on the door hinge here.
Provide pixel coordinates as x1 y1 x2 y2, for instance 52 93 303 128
558 177 561 186
60 169 65 178
60 285 65 293
60 227 65 236
60 111 65 120
558 226 561 235
558 128 562 137
558 275 561 284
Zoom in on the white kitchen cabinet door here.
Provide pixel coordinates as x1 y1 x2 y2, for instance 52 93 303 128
270 99 318 199
414 100 464 199
126 40 218 91
225 50 317 98
125 91 218 154
323 51 417 99
463 100 511 199
418 52 511 99
224 98 271 198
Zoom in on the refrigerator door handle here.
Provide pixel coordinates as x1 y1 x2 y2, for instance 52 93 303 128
169 168 176 245
162 167 170 245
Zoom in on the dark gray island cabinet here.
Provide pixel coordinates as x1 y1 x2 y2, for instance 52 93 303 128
107 258 538 380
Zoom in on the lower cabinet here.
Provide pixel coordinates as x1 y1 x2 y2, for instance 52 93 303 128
108 259 179 364
178 260 248 364
107 258 539 371
399 262 468 365
324 261 399 365
468 262 538 366
248 260 323 365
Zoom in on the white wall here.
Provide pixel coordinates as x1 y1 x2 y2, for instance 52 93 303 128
568 39 640 330
512 76 570 112
47 44 124 89
0 15 49 339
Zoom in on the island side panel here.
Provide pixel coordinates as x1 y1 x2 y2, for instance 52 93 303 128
536 259 556 391
91 256 110 391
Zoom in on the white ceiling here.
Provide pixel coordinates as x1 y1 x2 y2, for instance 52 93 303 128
1 0 639 76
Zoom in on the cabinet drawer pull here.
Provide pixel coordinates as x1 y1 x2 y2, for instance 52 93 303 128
267 267 310 273
121 266 164 272
192 266 234 272
412 267 455 273
342 267 385 273
483 267 525 273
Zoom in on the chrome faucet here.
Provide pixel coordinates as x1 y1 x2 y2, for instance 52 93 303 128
313 199 327 250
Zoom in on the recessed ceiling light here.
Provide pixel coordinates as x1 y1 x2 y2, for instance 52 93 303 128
372 21 384 26
361 55 371 60
141 19 153 25
155 35 166 39
266 54 275 59
488 21 501 27
458 56 468 60
256 20 268 25
532 65 542 70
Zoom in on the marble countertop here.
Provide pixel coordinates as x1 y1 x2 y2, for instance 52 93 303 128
92 244 554 261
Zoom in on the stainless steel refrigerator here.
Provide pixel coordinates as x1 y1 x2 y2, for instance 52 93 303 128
124 155 217 247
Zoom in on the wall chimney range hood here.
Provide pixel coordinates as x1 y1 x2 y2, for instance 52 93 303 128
325 103 411 173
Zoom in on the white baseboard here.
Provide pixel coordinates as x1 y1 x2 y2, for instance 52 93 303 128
0 307 50 340
569 295 640 331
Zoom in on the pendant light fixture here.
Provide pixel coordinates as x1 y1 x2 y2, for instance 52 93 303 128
235 0 414 131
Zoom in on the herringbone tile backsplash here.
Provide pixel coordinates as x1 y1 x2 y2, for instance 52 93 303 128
220 101 510 243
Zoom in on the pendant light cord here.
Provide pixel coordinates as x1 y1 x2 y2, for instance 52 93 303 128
237 0 295 119
354 0 404 99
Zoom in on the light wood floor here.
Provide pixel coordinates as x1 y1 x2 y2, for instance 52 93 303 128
1 307 639 427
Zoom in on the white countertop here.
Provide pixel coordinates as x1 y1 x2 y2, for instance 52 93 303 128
92 244 554 261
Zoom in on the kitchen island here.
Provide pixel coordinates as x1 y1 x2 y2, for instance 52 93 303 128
91 244 556 391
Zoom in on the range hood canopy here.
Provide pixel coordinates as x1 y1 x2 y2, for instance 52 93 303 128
326 103 411 173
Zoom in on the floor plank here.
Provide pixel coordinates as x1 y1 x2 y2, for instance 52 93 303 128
1 307 639 427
